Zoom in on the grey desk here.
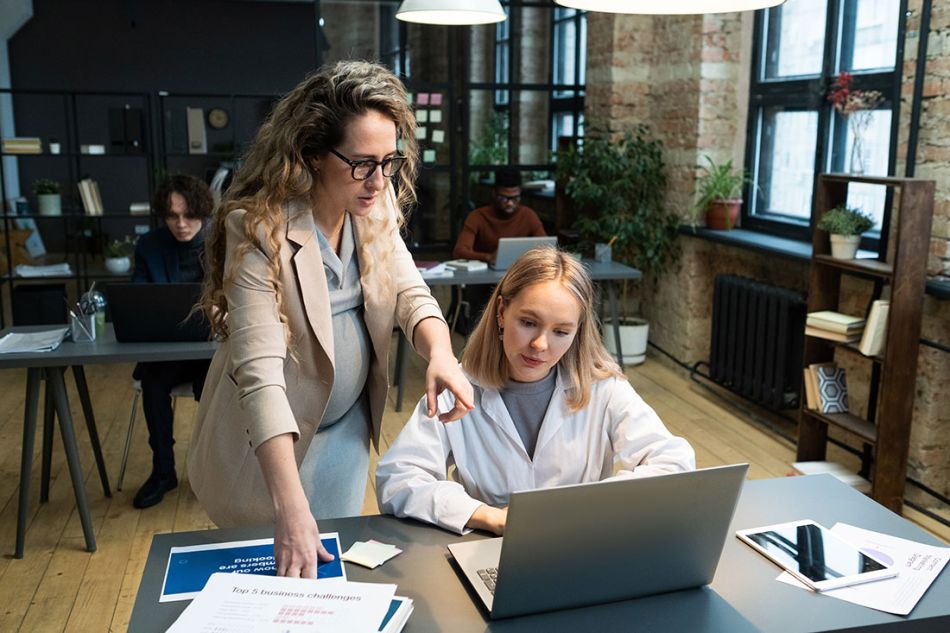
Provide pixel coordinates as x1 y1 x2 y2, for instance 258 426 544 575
394 260 642 410
0 324 216 557
129 475 950 632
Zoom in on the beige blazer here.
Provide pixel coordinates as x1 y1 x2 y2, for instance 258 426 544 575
187 189 445 527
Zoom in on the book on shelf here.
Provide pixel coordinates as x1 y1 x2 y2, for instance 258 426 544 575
77 178 104 216
805 325 862 343
803 362 835 411
2 137 42 153
792 461 871 493
806 310 865 334
858 300 889 357
186 106 207 154
129 201 151 215
814 364 848 414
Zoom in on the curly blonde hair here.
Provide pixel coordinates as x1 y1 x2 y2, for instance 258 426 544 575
200 60 419 338
460 247 623 411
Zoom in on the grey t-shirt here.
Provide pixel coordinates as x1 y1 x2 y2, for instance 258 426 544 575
500 368 557 459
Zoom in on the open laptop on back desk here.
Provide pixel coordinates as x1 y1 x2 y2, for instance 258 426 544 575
491 236 558 270
108 283 209 343
448 463 749 619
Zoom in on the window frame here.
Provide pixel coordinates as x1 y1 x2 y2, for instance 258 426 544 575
743 0 905 249
549 7 586 154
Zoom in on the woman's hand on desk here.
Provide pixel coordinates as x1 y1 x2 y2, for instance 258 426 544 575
273 497 334 578
425 351 475 423
466 505 508 536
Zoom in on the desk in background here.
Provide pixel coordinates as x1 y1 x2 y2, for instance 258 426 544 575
0 324 216 557
129 475 950 632
394 259 642 411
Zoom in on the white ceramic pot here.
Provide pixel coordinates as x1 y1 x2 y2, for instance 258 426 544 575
603 317 649 366
105 256 131 274
37 193 62 216
830 234 861 259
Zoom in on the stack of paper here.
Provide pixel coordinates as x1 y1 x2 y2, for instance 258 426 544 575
792 461 870 493
0 328 69 354
341 540 402 569
14 262 72 277
2 137 42 154
445 259 488 272
805 310 865 343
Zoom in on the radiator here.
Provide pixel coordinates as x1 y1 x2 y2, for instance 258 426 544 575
709 275 806 410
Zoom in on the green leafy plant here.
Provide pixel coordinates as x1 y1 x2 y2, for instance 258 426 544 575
817 205 874 236
693 155 749 218
31 178 61 195
104 236 137 259
556 125 680 278
468 110 509 184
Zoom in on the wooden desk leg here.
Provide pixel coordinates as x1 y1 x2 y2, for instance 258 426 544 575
72 366 111 497
47 367 97 553
40 382 55 503
15 367 42 559
395 332 408 412
606 281 624 366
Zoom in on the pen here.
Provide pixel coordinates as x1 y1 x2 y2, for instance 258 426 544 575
68 308 94 340
607 235 618 247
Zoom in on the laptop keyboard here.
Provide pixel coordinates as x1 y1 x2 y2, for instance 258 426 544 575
476 567 498 594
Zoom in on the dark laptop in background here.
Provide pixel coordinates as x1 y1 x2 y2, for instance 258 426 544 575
448 464 749 619
108 283 210 343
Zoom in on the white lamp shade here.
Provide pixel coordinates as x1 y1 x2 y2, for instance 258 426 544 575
554 0 785 14
396 0 507 25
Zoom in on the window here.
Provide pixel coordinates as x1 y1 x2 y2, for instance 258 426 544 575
379 5 408 77
495 18 510 107
550 8 586 153
745 0 901 242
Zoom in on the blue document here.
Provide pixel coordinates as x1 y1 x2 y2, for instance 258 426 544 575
160 533 344 602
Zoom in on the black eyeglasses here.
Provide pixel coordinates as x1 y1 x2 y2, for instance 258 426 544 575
330 148 407 181
496 193 521 204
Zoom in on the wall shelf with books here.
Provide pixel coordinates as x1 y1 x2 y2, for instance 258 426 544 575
0 89 157 327
797 174 934 515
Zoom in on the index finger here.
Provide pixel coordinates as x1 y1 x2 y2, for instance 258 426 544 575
438 397 471 423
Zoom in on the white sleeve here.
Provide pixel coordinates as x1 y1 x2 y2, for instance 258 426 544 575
603 378 696 479
375 395 485 535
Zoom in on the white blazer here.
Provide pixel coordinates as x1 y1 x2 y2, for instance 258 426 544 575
376 367 696 534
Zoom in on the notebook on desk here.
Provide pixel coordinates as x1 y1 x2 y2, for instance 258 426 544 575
108 283 210 343
448 463 748 619
491 236 557 270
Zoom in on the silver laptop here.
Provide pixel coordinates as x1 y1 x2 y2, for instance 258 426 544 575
491 236 557 270
447 463 748 619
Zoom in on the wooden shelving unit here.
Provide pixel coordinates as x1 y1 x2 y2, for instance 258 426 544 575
798 173 934 514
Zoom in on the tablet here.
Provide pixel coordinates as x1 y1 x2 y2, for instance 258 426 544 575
736 519 897 591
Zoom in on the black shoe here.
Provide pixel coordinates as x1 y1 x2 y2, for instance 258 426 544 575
133 473 178 509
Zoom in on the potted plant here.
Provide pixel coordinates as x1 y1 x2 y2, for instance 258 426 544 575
693 156 749 230
817 205 874 259
556 125 680 364
104 236 137 274
31 178 62 216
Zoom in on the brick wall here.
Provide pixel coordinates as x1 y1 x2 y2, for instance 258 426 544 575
585 7 949 503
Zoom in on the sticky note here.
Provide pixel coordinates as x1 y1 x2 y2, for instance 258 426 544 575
430 110 443 124
341 540 403 569
416 110 429 123
430 93 443 106
423 149 436 162
416 93 430 105
431 130 445 144
415 127 427 140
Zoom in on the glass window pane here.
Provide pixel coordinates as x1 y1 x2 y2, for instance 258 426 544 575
845 0 899 71
764 0 828 79
578 15 587 86
755 107 819 220
841 109 890 228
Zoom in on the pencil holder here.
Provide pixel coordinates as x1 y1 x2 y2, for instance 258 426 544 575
70 312 96 343
594 243 612 263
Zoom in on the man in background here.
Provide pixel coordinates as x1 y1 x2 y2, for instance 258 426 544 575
453 167 546 265
130 174 213 509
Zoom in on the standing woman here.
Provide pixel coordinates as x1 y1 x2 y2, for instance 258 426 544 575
188 61 473 578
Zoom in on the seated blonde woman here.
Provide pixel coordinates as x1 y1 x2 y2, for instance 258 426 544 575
376 247 695 535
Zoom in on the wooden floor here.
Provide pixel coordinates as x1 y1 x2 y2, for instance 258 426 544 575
0 340 947 632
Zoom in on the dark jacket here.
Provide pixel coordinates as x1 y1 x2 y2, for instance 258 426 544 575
131 224 208 283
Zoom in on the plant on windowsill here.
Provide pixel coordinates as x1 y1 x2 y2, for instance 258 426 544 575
103 236 137 274
817 205 874 260
556 125 680 365
693 155 749 230
31 178 62 216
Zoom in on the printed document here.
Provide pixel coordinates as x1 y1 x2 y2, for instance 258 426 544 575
0 328 69 353
777 523 949 615
161 534 344 602
166 573 395 633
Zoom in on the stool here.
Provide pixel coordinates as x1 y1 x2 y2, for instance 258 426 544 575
116 379 193 490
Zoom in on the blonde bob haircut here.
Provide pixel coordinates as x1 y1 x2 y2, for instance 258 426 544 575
201 60 419 338
460 247 623 411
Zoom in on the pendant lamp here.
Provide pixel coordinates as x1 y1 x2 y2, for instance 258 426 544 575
554 0 785 14
396 0 507 25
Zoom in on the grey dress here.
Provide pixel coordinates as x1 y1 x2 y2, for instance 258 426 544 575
298 214 373 519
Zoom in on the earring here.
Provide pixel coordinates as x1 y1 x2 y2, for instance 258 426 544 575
498 326 504 341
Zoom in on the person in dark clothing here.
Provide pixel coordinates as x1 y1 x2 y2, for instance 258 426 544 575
131 174 214 509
